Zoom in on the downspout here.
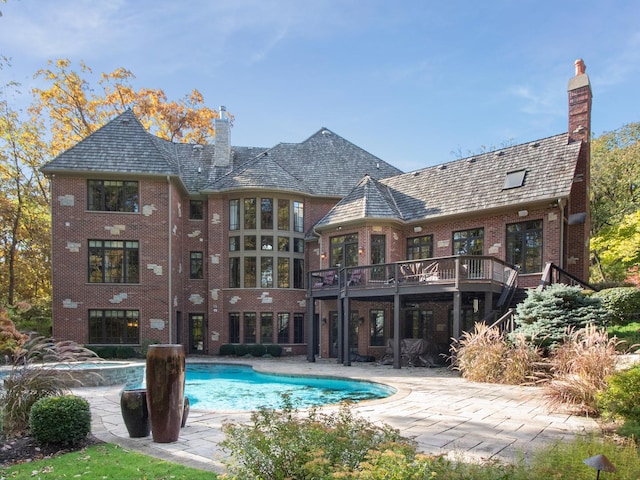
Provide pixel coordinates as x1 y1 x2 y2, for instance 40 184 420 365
558 198 566 269
167 176 173 343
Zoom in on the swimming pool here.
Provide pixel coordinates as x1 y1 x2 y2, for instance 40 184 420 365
128 363 395 411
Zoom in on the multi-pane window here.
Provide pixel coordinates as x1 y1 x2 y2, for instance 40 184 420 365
261 257 273 288
506 220 543 274
330 234 359 267
189 200 204 220
293 201 304 232
277 313 290 343
88 309 139 344
89 240 139 283
453 228 484 255
244 257 256 287
278 200 289 230
407 235 433 260
88 180 139 212
294 259 304 289
293 313 304 343
190 251 204 279
244 198 256 229
261 198 273 229
229 199 240 230
278 258 289 288
229 313 240 343
261 312 273 343
227 197 305 289
370 309 385 346
244 312 256 343
371 235 386 280
229 257 240 288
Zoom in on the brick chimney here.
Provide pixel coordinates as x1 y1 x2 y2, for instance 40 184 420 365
567 59 592 144
214 106 231 167
565 59 592 282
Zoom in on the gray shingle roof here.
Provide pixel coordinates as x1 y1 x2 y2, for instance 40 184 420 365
316 133 582 228
42 113 400 197
41 110 178 176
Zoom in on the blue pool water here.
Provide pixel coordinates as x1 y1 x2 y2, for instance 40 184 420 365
131 363 394 411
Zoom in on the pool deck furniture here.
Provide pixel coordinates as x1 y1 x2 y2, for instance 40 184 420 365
75 356 601 474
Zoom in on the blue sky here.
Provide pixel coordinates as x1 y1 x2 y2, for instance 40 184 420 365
1 0 638 172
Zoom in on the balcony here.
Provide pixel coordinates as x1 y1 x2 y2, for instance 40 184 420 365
308 255 517 299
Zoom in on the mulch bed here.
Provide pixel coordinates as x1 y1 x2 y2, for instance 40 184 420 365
0 433 104 467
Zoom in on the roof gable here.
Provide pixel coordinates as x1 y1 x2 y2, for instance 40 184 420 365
316 174 403 226
42 110 177 175
317 133 582 228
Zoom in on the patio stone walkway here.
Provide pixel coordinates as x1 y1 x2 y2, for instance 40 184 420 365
75 356 599 474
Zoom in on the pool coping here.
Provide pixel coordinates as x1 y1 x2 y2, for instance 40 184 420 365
75 356 603 474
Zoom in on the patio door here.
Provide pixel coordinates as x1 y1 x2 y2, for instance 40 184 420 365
189 313 206 354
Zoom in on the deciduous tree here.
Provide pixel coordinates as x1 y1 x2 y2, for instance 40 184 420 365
31 59 223 156
590 122 640 283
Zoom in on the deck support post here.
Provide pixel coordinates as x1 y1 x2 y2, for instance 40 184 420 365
343 295 351 366
452 291 461 341
393 293 401 369
337 295 344 364
306 298 315 362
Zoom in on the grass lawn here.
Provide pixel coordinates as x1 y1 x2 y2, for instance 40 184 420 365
610 321 640 351
0 443 217 479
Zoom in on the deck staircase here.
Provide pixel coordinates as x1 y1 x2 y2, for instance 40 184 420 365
485 262 597 336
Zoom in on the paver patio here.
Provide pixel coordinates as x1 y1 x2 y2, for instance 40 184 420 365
76 356 599 474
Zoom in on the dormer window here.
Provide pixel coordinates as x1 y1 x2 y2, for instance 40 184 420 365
503 169 527 190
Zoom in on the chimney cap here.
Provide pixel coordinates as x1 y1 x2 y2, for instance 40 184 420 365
574 59 586 76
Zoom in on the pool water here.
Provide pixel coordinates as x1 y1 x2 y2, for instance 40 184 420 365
131 363 394 411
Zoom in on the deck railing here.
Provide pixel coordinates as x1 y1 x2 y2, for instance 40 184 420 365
309 255 517 293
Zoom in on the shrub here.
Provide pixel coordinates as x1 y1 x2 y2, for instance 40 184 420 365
139 339 159 358
595 287 640 325
544 325 621 416
450 323 541 384
0 336 97 435
115 346 136 359
29 395 91 446
249 344 266 357
220 395 410 479
234 344 250 356
0 304 29 356
218 344 235 356
265 344 282 357
9 298 52 337
514 284 610 348
598 364 640 423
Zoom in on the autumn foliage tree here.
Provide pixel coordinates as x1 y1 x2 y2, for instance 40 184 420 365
590 122 640 284
30 59 223 156
0 57 225 310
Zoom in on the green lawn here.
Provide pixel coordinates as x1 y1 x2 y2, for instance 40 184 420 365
0 443 217 479
610 321 640 351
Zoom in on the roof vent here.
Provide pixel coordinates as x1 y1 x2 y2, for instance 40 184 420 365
468 157 476 163
193 144 204 150
529 142 540 149
495 151 505 157
121 118 130 124
321 129 330 135
438 164 447 170
412 171 420 176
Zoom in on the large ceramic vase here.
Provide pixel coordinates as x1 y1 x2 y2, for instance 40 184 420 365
146 344 185 443
120 388 150 438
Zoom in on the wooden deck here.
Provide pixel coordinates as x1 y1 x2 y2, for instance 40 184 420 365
308 255 516 299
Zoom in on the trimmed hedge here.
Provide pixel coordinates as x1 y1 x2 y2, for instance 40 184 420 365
595 287 640 326
85 345 138 359
219 344 283 357
29 395 91 446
